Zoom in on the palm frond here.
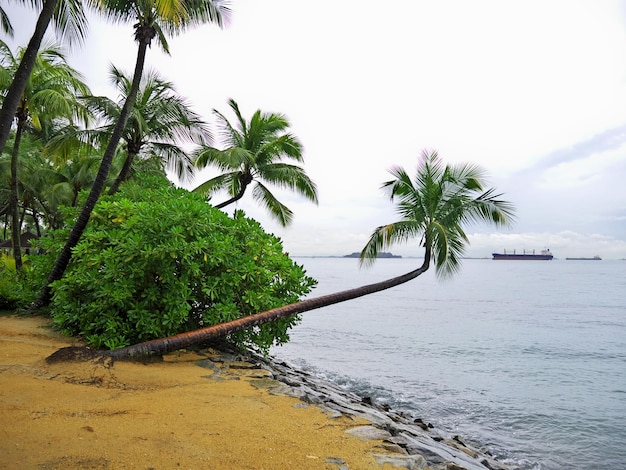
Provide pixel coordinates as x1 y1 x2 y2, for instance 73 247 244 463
0 8 14 38
146 142 194 180
257 163 318 203
52 0 88 47
360 220 423 267
192 171 238 195
251 182 293 227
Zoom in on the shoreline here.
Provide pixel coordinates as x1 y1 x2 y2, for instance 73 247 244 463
253 352 513 470
0 315 512 469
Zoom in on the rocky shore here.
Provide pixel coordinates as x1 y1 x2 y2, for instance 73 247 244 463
206 347 515 470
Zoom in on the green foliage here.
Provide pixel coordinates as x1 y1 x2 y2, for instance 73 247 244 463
47 176 317 354
0 253 34 309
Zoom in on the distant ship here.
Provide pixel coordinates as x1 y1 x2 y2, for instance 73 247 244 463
566 255 602 260
492 249 553 260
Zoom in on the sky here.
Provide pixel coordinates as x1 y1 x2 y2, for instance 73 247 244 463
7 0 626 259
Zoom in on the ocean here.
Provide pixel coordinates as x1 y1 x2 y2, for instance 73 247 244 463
270 257 626 470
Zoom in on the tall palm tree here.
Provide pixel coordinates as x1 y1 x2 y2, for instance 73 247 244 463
31 0 230 309
0 40 90 271
0 0 87 161
99 150 516 360
77 65 210 195
193 98 318 226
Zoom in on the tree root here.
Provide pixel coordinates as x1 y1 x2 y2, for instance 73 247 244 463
45 346 104 364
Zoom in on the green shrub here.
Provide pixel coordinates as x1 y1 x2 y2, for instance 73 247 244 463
48 178 317 354
0 253 37 310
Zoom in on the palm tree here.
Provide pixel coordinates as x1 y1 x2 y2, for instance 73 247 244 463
0 0 87 161
193 98 318 226
77 65 210 195
42 151 109 226
97 150 516 360
31 0 230 309
0 40 90 271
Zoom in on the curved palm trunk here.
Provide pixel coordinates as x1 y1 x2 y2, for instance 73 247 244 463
30 40 151 310
215 190 245 208
105 248 431 361
215 172 252 208
0 0 58 157
107 152 135 195
9 120 24 271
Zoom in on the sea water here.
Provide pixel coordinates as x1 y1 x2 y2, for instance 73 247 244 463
271 257 626 470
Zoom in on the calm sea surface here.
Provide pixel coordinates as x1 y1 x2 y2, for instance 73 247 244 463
271 257 626 470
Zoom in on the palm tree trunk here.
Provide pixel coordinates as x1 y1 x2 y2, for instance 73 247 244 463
0 0 58 157
107 152 135 195
10 119 24 271
106 248 431 361
29 39 151 310
215 172 252 208
215 190 245 208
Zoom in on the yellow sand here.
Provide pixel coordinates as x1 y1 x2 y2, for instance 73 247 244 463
0 315 391 469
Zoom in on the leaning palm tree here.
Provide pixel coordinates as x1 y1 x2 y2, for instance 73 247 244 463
31 0 229 309
0 41 90 271
75 65 210 195
0 0 87 161
193 98 318 226
93 150 516 361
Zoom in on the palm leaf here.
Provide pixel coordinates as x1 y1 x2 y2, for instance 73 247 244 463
192 171 238 195
252 182 293 226
258 163 318 203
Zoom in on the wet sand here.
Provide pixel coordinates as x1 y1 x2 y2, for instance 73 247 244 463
0 315 386 469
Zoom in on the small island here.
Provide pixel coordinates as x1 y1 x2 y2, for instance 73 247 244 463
343 252 402 259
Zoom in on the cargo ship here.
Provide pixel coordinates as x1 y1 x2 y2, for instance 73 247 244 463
492 248 553 260
566 255 601 260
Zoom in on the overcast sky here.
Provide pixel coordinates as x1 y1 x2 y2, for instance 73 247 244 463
7 1 626 259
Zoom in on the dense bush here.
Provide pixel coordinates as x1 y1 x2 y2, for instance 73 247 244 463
38 177 317 353
0 253 34 309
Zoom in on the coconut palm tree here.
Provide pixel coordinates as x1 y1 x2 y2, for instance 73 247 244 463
31 0 229 309
75 65 210 195
1 135 55 239
43 151 110 224
0 40 90 270
0 0 87 160
193 98 318 226
97 150 516 360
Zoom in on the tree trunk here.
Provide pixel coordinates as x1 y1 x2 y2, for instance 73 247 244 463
215 172 251 208
10 118 24 271
215 186 246 208
105 248 431 361
107 152 135 195
0 0 58 157
29 39 151 310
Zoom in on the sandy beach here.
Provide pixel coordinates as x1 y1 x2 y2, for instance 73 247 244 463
0 314 387 469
